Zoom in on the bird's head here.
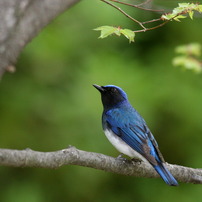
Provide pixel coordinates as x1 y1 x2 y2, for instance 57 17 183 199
93 84 128 109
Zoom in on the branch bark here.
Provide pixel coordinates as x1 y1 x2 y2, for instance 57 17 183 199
0 0 81 77
0 146 202 185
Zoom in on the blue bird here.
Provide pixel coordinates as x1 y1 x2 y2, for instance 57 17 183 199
93 84 178 186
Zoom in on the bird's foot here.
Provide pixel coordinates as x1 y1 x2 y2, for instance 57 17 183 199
131 158 142 165
116 154 128 162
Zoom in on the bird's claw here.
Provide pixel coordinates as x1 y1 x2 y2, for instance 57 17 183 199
116 154 128 162
131 158 142 165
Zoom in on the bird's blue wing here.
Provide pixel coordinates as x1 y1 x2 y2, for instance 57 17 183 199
103 107 178 186
104 108 164 165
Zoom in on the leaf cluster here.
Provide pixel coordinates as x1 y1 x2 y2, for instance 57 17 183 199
161 3 202 21
173 43 202 73
94 1 202 43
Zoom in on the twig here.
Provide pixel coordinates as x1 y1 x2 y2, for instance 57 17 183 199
141 18 162 24
101 0 146 30
100 0 173 33
134 20 169 32
110 0 164 12
0 146 202 184
137 0 152 7
101 0 198 34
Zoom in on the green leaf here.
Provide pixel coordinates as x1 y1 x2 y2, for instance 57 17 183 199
120 29 135 43
173 15 187 21
94 26 135 43
161 13 187 21
173 43 202 73
161 2 202 22
175 43 201 57
161 14 172 21
197 5 202 12
178 3 190 7
173 56 201 73
189 11 194 19
94 26 119 38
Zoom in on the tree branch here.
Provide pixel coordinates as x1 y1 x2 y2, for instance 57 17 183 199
0 0 81 77
0 146 202 184
101 0 146 30
110 0 164 12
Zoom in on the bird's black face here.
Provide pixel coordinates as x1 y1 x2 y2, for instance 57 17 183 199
93 84 127 109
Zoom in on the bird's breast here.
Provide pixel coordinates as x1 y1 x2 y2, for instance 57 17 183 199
104 129 147 162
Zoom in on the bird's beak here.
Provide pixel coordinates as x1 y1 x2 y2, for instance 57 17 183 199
93 84 105 92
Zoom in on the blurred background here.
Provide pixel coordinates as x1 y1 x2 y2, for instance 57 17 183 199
0 0 202 201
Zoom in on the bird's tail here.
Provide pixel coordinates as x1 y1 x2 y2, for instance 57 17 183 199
154 163 178 186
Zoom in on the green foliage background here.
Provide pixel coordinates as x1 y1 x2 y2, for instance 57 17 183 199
0 0 202 201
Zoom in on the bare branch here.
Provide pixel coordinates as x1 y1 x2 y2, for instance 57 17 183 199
134 20 169 32
110 0 164 12
141 18 162 24
100 0 171 33
0 146 202 184
137 0 152 7
100 0 202 36
101 0 146 30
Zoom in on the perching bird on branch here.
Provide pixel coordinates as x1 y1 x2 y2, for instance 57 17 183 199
93 84 178 186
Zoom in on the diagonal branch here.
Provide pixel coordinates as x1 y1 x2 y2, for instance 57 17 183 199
101 0 146 30
100 0 170 33
110 0 164 12
0 146 202 184
137 0 152 7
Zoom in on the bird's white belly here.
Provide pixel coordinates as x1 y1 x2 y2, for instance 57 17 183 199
104 129 147 162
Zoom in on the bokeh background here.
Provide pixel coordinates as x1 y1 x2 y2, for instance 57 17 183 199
0 0 202 201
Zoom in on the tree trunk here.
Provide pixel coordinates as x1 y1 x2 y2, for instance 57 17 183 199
0 0 81 77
